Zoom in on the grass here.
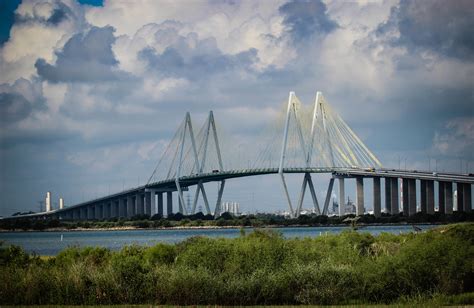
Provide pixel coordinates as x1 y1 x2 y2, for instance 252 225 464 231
0 223 472 305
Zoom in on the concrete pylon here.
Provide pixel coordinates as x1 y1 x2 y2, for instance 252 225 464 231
167 191 173 216
402 178 409 216
408 179 416 216
420 180 427 213
145 192 152 217
157 193 164 216
390 178 399 215
373 177 381 218
127 196 135 217
338 178 345 216
445 182 453 214
356 177 364 216
438 182 446 214
385 178 392 214
426 180 435 214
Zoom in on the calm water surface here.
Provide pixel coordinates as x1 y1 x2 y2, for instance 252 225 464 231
0 224 441 255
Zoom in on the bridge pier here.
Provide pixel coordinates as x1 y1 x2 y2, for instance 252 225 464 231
426 180 435 214
178 195 184 214
119 198 127 218
445 182 453 214
408 179 416 216
373 177 381 217
338 178 345 216
420 180 427 213
157 193 164 216
96 204 103 220
465 184 472 212
385 178 392 214
390 178 399 215
136 194 144 215
356 177 364 216
457 183 471 212
457 183 464 211
145 192 152 217
167 191 173 216
438 182 446 214
402 178 409 215
127 196 135 217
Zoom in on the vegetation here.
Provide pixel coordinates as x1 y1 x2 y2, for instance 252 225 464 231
0 223 473 305
1 211 473 231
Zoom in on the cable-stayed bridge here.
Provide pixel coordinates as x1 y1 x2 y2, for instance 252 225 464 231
12 91 474 220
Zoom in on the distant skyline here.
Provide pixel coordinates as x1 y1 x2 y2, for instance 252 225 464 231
1 0 473 217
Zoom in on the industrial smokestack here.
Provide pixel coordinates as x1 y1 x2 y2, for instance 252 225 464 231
46 192 51 212
59 197 64 209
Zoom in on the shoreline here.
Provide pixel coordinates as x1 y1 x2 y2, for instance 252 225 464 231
0 221 447 233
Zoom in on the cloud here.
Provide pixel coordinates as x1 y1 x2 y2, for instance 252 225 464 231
0 78 44 124
1 0 474 216
433 117 474 159
35 26 128 82
279 0 338 41
376 0 474 60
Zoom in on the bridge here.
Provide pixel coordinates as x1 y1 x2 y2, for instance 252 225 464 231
11 91 474 220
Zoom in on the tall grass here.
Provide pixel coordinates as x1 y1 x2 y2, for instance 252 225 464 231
0 223 473 305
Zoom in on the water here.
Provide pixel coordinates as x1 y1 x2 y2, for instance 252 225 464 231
0 224 441 255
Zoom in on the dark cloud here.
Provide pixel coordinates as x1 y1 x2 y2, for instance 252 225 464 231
377 0 474 60
14 1 74 26
0 92 32 123
35 26 126 82
139 35 258 79
279 0 338 41
0 78 45 125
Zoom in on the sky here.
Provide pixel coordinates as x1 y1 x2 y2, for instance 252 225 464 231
0 0 473 217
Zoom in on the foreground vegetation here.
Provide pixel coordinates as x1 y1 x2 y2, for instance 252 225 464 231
1 223 473 305
2 211 474 231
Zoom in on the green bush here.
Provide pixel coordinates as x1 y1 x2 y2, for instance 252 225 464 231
0 223 472 305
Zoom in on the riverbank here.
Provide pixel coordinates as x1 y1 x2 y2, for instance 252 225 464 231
1 223 472 305
0 221 449 232
2 211 471 232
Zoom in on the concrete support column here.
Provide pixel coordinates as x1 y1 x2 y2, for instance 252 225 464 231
338 178 345 216
104 203 111 219
127 196 135 217
110 201 116 218
420 180 427 213
96 204 103 220
408 179 416 216
119 199 127 218
438 182 446 214
391 178 399 215
402 178 409 216
88 205 94 219
445 182 453 214
157 193 164 216
385 178 392 214
79 207 86 220
136 194 144 215
178 194 184 213
72 209 81 220
167 191 173 216
426 180 435 214
356 177 364 216
465 184 472 212
373 177 381 218
114 201 120 218
457 183 464 211
145 192 152 217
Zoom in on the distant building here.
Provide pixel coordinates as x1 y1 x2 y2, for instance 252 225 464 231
220 201 241 216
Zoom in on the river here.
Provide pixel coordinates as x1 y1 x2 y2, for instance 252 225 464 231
0 224 441 255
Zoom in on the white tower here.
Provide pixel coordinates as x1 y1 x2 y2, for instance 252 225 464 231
59 197 64 209
46 192 51 212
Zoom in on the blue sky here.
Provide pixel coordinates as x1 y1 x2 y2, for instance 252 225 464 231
0 0 472 216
